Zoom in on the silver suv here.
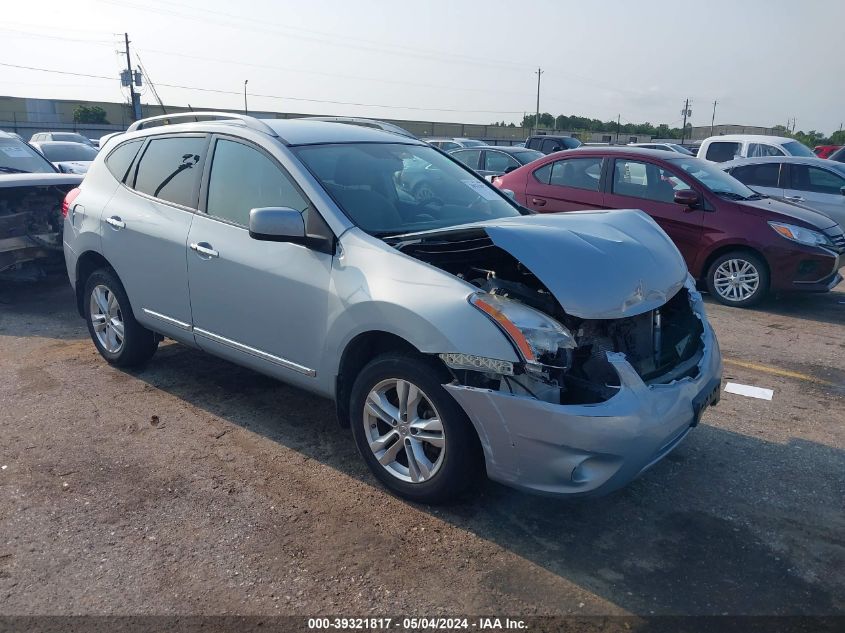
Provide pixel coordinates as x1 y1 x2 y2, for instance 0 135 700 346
63 112 722 503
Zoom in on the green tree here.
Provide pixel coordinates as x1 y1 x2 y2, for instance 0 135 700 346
73 105 108 124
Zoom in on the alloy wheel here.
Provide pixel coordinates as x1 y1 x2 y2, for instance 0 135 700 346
363 378 445 484
90 284 125 354
713 258 760 302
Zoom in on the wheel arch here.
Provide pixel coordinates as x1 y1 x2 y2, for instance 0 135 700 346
334 330 447 428
74 250 116 317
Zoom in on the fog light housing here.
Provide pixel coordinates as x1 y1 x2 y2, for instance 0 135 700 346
439 353 514 375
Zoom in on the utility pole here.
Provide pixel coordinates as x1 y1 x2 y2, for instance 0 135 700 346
710 100 717 137
534 67 543 135
680 98 691 145
123 33 140 122
244 80 249 115
616 114 621 144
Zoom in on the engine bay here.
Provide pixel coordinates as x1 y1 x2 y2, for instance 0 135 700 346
393 230 704 405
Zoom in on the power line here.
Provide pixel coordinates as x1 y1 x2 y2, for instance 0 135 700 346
0 61 525 115
101 0 532 73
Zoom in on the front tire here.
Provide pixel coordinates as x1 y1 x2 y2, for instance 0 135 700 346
706 251 769 308
84 268 158 367
349 353 481 504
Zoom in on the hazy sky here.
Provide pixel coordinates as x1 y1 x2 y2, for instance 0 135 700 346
2 0 843 133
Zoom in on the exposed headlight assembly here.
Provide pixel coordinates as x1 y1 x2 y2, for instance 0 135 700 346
768 222 833 248
469 292 575 366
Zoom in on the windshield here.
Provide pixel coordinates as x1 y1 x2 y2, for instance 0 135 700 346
669 157 759 199
782 141 815 157
40 143 98 162
295 143 522 235
513 149 544 164
0 138 57 173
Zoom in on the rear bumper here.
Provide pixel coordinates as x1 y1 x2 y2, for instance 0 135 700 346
445 286 723 497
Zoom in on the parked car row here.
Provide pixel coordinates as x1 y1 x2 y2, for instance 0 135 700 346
493 146 844 307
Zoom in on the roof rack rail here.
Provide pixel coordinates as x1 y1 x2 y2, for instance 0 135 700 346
126 111 278 137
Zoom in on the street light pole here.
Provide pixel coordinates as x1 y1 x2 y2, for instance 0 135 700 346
244 80 249 115
534 67 543 135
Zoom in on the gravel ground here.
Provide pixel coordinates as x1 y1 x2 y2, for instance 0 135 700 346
0 278 843 617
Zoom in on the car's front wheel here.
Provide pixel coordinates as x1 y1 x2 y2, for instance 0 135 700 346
84 268 158 367
706 251 769 308
349 353 481 504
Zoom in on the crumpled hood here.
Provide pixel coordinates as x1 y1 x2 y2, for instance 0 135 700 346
0 172 84 188
397 209 688 319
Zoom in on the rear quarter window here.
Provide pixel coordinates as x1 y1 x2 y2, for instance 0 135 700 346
105 140 143 182
705 142 741 162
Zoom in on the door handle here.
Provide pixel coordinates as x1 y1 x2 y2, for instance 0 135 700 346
105 216 125 230
785 195 804 201
190 242 219 258
531 197 547 207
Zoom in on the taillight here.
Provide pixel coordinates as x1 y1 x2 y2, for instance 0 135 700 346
62 187 81 218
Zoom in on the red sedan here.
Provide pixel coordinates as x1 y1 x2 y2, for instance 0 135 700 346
494 147 844 307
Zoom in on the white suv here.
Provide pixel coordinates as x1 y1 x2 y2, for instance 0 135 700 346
697 134 815 163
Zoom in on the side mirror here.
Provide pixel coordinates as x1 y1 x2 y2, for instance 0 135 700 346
674 189 700 207
504 165 518 174
552 145 562 152
249 207 305 242
840 186 845 197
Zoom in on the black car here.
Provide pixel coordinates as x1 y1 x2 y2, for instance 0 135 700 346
525 134 582 154
449 145 544 178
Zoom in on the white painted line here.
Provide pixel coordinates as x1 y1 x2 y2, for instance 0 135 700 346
725 382 774 401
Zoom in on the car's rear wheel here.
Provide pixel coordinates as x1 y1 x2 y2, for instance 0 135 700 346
349 353 481 504
84 268 158 367
706 251 769 308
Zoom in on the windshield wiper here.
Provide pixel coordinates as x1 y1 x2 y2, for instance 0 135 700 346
744 192 765 200
0 166 30 174
712 191 748 200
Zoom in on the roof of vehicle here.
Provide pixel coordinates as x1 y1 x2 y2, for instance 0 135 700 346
700 134 795 144
558 146 698 160
298 116 416 139
526 134 577 139
31 140 96 148
449 145 538 155
262 119 424 146
720 156 845 170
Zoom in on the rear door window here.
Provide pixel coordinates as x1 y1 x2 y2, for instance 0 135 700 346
206 138 308 226
730 163 780 188
541 138 562 154
548 157 603 191
748 143 784 157
132 135 207 208
105 139 143 182
705 142 742 162
612 159 691 203
791 165 845 195
450 149 481 169
483 151 519 173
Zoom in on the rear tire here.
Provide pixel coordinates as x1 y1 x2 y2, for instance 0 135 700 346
349 352 481 504
706 251 769 308
84 268 158 367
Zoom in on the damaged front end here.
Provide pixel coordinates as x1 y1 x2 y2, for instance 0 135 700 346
0 176 82 278
393 222 706 406
390 211 722 496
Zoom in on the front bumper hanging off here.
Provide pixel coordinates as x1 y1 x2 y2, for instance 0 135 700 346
445 303 723 498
